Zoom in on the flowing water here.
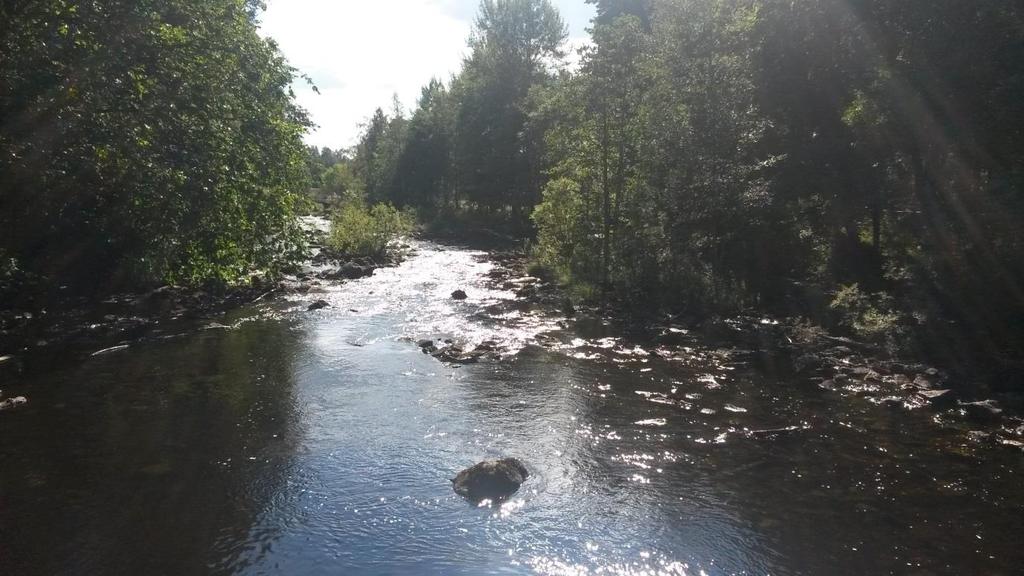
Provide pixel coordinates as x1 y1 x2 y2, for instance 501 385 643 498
1 240 1022 575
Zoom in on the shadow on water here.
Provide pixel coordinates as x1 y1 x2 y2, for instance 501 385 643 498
0 314 304 575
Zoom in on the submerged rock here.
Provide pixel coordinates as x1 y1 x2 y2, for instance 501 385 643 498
473 340 499 353
960 400 1004 424
561 297 576 317
916 388 956 407
417 339 438 354
308 300 331 311
912 375 935 390
451 289 468 300
654 328 689 346
0 355 20 375
452 458 529 501
793 353 823 374
202 322 232 331
321 262 375 281
433 345 484 365
0 396 28 411
339 262 374 280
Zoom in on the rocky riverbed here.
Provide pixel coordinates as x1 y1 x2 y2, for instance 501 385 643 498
463 250 1024 453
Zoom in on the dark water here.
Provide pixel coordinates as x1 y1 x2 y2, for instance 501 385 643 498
2 241 1022 576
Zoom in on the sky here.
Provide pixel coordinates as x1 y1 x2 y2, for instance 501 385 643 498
259 0 595 150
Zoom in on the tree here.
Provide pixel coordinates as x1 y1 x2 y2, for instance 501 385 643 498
354 108 390 203
452 0 567 223
394 79 455 215
0 0 311 292
532 13 649 295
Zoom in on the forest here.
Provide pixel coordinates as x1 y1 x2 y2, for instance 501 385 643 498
313 0 1024 384
3 0 1024 382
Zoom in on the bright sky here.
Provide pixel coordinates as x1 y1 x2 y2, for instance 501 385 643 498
259 0 595 150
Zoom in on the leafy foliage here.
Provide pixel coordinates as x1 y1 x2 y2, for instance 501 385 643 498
328 203 415 260
830 284 902 343
0 0 311 292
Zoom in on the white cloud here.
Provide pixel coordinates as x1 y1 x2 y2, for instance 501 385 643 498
561 35 594 71
260 0 594 149
261 0 471 149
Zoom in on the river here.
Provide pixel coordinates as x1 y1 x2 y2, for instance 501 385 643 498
1 240 1022 575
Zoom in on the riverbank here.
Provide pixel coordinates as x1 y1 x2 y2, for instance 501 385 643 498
0 221 413 387
472 248 1024 452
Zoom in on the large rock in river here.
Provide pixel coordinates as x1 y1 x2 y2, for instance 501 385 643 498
323 262 374 281
452 458 528 501
339 262 374 279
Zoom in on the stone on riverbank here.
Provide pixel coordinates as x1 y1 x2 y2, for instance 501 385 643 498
0 395 28 411
916 388 956 407
961 400 1004 424
339 262 374 279
654 328 690 346
452 458 529 502
433 345 484 365
319 262 375 281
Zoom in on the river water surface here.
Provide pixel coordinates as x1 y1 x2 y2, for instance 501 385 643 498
1 240 1022 575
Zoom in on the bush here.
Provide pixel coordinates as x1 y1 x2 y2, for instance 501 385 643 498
328 203 415 259
532 177 588 271
0 254 17 283
830 283 903 343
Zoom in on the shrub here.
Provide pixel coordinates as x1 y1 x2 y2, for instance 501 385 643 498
830 283 902 342
0 254 17 283
328 203 415 259
532 177 588 271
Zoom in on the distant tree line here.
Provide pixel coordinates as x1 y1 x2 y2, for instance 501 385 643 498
349 0 565 223
352 0 1024 378
306 146 347 188
0 0 311 295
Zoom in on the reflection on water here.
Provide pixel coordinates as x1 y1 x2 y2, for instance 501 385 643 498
0 320 304 574
1 240 1022 575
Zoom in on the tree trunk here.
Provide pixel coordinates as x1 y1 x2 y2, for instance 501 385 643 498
601 94 611 296
872 185 882 252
